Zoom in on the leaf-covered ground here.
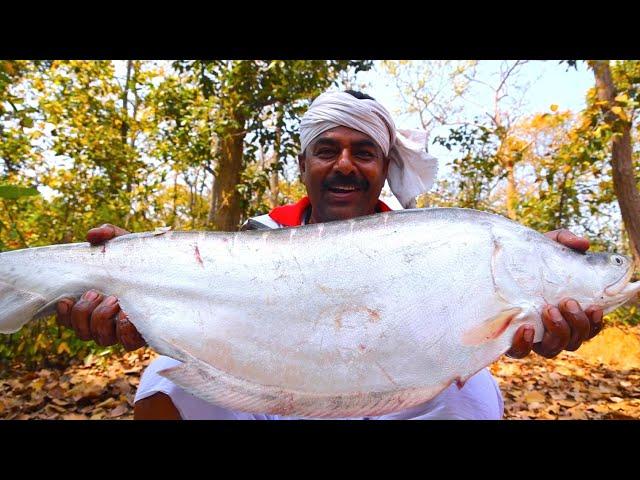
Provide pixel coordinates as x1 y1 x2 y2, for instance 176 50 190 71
0 350 156 420
490 324 640 419
2 324 639 420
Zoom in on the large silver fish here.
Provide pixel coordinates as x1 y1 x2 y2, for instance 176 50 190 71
1 208 638 418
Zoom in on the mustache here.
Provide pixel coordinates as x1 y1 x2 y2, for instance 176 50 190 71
322 174 369 191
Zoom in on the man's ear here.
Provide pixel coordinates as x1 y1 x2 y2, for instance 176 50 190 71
382 156 391 176
298 153 306 178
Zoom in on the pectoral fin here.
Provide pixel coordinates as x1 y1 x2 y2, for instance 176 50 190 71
462 307 523 346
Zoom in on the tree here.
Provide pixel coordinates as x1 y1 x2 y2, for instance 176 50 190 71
588 60 640 264
380 60 478 139
389 61 533 219
33 60 161 242
174 60 373 231
0 61 48 180
467 61 532 220
146 66 215 230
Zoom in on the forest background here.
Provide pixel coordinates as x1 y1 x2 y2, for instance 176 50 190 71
1 60 639 419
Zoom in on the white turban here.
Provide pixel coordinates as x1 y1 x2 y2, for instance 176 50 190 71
299 91 438 208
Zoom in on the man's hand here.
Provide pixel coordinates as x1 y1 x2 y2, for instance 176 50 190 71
55 224 147 351
506 229 605 359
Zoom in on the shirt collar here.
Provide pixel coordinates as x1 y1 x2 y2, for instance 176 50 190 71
268 196 392 227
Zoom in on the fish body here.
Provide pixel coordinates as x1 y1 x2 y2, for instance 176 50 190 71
1 208 638 418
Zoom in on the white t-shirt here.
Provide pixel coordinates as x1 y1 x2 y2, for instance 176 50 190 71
134 210 506 420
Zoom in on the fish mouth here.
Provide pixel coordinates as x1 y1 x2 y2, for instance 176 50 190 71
605 265 635 296
602 280 640 314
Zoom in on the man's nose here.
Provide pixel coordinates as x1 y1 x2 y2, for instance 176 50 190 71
333 149 357 175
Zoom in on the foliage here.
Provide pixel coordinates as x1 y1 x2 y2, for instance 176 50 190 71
0 317 122 370
380 60 478 135
433 122 502 211
0 185 38 199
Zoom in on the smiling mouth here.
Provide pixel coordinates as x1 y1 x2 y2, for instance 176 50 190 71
328 186 361 194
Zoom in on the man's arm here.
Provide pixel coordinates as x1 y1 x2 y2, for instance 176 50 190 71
134 393 182 420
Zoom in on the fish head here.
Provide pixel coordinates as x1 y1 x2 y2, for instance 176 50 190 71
582 252 640 312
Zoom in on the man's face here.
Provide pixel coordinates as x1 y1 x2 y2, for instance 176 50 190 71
298 126 390 224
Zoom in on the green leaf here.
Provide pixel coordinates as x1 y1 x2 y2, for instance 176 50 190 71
0 185 40 199
20 117 34 128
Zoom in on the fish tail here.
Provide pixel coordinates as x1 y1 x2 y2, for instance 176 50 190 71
0 279 51 334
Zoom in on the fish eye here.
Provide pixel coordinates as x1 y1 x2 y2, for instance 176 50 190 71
611 255 625 266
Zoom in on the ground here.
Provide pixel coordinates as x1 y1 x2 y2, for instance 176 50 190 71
1 324 639 420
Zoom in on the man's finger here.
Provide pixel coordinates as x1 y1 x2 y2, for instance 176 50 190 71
116 311 146 351
506 325 534 359
90 296 120 346
544 229 590 252
585 306 604 340
56 299 74 329
86 224 129 246
70 290 104 341
558 298 591 351
533 305 571 358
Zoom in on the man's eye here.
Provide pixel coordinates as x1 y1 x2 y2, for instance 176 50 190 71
316 150 335 157
357 151 374 159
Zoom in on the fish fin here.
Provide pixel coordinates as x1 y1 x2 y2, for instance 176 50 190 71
461 307 523 346
153 226 172 235
0 279 50 333
157 361 286 416
489 229 543 304
157 348 447 419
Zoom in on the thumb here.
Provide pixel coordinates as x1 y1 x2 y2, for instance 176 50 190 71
86 224 130 246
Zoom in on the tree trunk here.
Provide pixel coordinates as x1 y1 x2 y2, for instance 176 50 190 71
269 106 282 208
589 60 640 264
121 60 132 146
121 61 133 230
269 153 280 209
170 171 178 228
505 160 517 220
206 136 219 227
208 127 245 231
269 160 280 208
556 170 570 230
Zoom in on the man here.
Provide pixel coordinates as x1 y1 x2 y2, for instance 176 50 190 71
56 90 603 419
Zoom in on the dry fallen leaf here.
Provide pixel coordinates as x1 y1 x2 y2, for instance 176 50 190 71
107 404 129 418
589 404 611 414
48 404 69 414
96 398 118 409
62 413 88 420
524 391 546 403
